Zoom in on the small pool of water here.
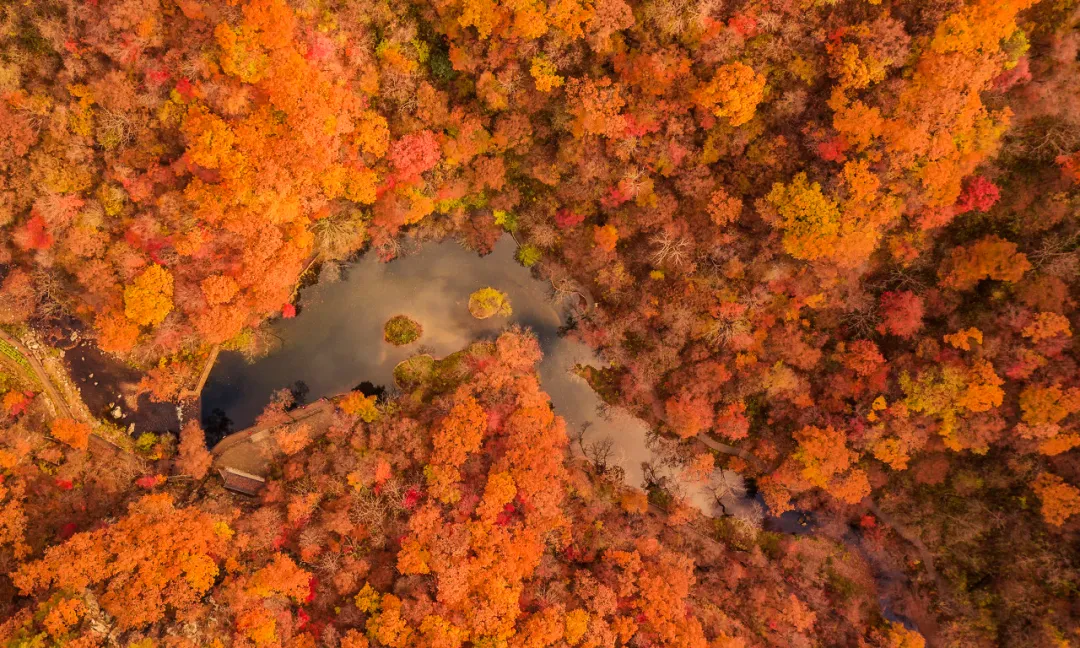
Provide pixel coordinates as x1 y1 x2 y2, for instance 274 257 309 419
202 237 756 519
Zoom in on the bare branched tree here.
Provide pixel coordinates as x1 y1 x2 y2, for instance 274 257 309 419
704 314 750 348
651 232 692 268
349 485 399 548
549 276 586 307
732 499 765 531
841 307 880 339
571 421 591 456
1029 233 1080 275
1006 117 1080 163
96 108 135 149
584 436 625 483
707 469 748 509
316 549 343 576
31 267 68 318
641 460 667 493
315 211 369 261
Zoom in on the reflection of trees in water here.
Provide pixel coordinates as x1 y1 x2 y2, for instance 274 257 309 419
289 380 309 406
353 380 387 401
641 461 677 508
734 502 765 530
644 430 764 525
646 430 682 469
588 438 626 485
708 469 747 503
641 461 666 491
709 470 763 529
594 401 615 421
557 318 575 339
236 328 282 362
203 408 234 445
572 422 627 485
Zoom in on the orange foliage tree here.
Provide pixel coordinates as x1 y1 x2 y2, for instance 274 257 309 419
13 494 228 629
50 419 90 451
1032 473 1080 527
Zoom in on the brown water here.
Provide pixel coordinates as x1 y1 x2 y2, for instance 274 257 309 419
202 237 760 521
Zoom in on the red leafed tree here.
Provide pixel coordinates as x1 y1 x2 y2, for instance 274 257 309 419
879 291 924 339
14 214 54 251
714 402 749 441
953 176 1000 214
1057 151 1080 183
389 130 441 180
554 208 585 229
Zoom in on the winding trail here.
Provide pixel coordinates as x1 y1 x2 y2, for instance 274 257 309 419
867 499 943 589
0 328 128 457
0 328 74 420
698 434 765 468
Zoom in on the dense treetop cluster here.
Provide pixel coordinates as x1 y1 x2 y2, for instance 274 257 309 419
1 0 1080 645
0 331 926 648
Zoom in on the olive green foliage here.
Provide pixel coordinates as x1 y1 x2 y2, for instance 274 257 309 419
383 315 423 346
516 244 542 267
468 287 512 319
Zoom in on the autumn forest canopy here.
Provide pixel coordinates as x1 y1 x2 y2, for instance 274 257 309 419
1 0 1080 646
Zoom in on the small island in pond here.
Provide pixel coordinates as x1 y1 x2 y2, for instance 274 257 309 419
468 287 512 319
382 315 423 346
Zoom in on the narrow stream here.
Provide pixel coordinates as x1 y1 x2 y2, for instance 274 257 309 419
202 237 757 519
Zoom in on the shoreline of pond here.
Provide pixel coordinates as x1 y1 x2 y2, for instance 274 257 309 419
200 236 769 523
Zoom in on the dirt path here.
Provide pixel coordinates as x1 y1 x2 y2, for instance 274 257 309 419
1 328 75 420
698 434 765 469
867 500 943 589
1 328 131 458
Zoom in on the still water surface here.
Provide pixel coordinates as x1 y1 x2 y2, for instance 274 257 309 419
202 237 761 520
201 236 916 625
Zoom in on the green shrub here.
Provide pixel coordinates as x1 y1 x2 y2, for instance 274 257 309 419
494 209 518 232
394 354 436 388
383 315 423 346
468 288 512 319
516 244 542 267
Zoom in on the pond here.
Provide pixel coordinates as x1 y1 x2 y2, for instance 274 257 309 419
202 236 759 520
